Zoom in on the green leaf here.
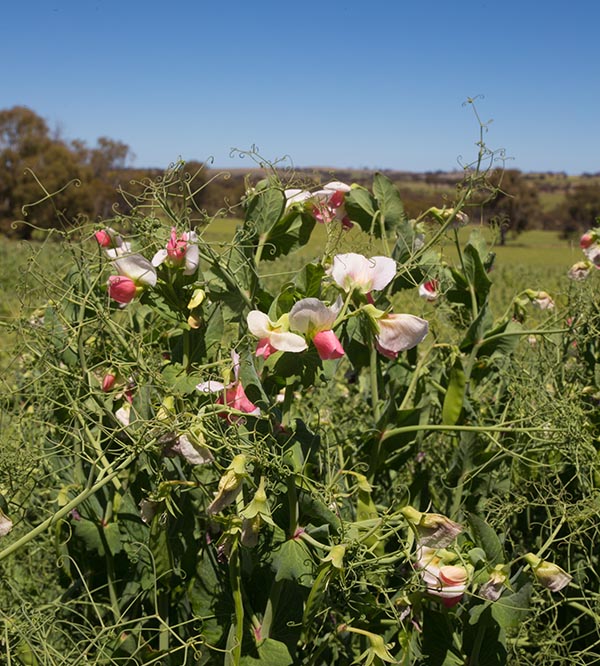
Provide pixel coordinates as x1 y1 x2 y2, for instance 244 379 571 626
490 581 532 631
246 187 286 236
240 638 294 666
442 357 466 425
422 608 464 666
259 210 316 261
344 186 378 233
373 172 407 233
467 513 505 565
271 539 313 584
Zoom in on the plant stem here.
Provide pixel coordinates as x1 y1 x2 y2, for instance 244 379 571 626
0 453 136 562
229 539 244 666
260 579 283 640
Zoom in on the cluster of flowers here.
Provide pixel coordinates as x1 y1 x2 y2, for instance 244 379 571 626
568 227 600 281
96 224 432 423
284 180 352 230
247 252 429 362
95 227 198 304
401 506 572 609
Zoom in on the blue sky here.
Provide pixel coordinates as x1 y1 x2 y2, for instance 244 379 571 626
2 0 599 173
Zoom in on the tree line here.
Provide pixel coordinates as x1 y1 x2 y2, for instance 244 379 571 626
1 106 599 241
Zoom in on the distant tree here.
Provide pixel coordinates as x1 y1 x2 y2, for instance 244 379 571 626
480 169 542 245
0 106 85 237
558 184 600 237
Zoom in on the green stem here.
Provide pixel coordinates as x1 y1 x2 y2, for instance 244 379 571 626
0 453 135 562
260 579 283 640
98 523 121 624
229 539 244 666
287 477 299 538
369 344 381 423
380 423 564 444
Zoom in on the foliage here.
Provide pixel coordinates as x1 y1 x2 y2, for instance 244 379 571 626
1 137 600 666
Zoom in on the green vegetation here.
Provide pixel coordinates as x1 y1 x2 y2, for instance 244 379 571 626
0 158 599 663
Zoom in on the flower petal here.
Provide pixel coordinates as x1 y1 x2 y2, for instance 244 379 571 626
113 254 157 287
313 330 345 360
247 311 271 338
376 313 428 353
289 298 337 334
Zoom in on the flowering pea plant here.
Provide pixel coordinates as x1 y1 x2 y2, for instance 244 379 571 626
2 157 590 666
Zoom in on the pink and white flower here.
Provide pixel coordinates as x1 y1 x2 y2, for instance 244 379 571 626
197 351 260 421
247 311 308 359
312 181 352 229
108 254 157 304
288 298 344 360
95 227 131 258
285 182 352 229
567 261 592 281
152 227 199 275
417 547 469 607
418 279 439 301
330 253 397 295
363 305 429 359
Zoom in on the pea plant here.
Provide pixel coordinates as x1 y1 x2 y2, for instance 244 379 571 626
1 150 599 666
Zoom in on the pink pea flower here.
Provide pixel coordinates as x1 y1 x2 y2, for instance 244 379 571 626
288 298 344 360
247 311 308 359
95 227 131 258
418 279 439 301
330 253 397 295
196 352 260 421
312 181 352 230
401 506 463 549
152 227 199 276
580 232 594 249
108 254 157 305
101 373 116 392
417 547 469 607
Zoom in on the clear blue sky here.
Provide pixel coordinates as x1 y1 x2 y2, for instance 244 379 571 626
2 0 599 174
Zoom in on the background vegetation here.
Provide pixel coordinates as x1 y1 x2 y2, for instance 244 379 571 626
2 106 600 242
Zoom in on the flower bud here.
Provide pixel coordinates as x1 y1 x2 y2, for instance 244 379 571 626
102 373 116 392
207 454 246 515
524 553 571 592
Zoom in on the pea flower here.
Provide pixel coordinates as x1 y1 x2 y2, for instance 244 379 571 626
568 261 592 281
95 227 131 258
417 546 470 607
108 254 157 304
583 243 600 267
401 506 463 548
524 553 572 592
152 227 199 275
101 373 116 392
207 454 247 515
526 290 555 310
0 509 13 537
164 433 214 466
246 311 308 359
580 231 595 249
330 253 397 295
363 304 429 359
285 181 352 229
418 279 439 301
196 351 260 420
478 565 509 601
288 298 344 360
311 181 352 230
